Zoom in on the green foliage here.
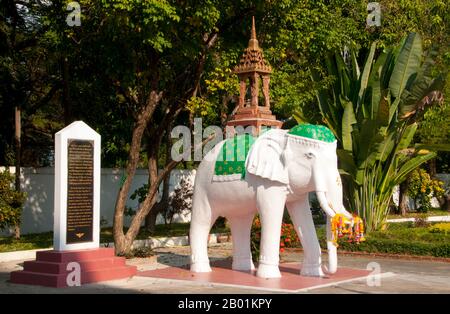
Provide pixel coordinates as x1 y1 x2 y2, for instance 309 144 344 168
0 170 26 230
429 223 450 234
166 177 194 225
250 216 261 262
250 216 299 262
413 213 431 228
408 168 445 212
308 33 448 231
2 0 449 167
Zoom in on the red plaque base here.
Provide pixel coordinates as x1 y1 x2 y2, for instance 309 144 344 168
9 248 137 288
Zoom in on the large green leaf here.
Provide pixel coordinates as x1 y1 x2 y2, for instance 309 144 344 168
414 143 450 152
388 33 423 99
399 76 445 119
335 52 351 99
393 152 437 186
358 42 377 110
342 99 356 152
377 91 390 126
388 97 400 125
356 119 384 164
368 50 388 120
310 69 337 127
350 49 360 81
337 149 358 180
396 123 417 152
375 132 395 162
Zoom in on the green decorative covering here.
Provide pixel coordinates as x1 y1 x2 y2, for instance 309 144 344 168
214 134 256 178
288 124 336 143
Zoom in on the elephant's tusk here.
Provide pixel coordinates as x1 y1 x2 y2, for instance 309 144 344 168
341 208 354 220
316 191 337 217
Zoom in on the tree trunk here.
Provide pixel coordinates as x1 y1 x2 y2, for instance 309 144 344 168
113 90 162 256
14 106 21 239
145 174 171 232
61 56 72 125
429 158 437 177
399 181 409 216
145 129 172 231
143 142 161 232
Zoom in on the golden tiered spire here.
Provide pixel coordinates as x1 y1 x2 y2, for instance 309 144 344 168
233 16 272 75
226 16 282 136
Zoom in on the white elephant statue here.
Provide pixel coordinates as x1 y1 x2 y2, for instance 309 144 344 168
189 124 353 278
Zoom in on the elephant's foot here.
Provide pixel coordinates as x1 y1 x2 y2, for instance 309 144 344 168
232 258 255 272
190 262 212 273
301 263 325 277
256 263 281 278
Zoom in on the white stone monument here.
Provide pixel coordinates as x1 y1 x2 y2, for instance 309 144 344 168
53 121 101 251
10 121 137 287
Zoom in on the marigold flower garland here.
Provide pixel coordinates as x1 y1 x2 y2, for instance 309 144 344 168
331 214 366 247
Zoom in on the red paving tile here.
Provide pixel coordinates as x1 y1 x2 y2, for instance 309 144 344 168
137 260 371 292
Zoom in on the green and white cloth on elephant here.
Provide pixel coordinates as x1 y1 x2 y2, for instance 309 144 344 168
212 124 336 181
287 124 335 143
213 134 256 181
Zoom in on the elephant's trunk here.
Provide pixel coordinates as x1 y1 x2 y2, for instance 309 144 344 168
316 191 336 217
326 216 337 274
316 191 343 274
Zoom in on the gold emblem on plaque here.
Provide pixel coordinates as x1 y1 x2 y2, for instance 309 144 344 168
76 233 85 238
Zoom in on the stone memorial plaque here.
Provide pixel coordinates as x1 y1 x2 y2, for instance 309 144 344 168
66 140 94 244
54 121 100 250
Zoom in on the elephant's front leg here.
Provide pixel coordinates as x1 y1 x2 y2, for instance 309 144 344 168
286 197 325 277
256 184 287 278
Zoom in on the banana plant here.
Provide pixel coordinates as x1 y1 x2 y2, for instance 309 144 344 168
300 33 448 231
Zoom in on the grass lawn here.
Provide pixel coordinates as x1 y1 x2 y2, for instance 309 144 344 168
0 222 230 253
316 221 450 258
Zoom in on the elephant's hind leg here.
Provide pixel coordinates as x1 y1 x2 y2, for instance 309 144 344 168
228 214 255 272
190 195 216 273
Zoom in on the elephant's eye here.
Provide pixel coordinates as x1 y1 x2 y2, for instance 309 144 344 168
304 152 314 159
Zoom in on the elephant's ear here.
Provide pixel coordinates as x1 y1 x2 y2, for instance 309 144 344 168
245 130 289 184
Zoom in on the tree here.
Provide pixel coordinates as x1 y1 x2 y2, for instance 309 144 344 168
0 169 26 231
307 33 448 231
0 0 66 237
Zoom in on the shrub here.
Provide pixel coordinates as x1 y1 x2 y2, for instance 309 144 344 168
166 176 193 225
408 169 445 212
429 223 450 234
0 170 26 230
130 246 155 258
413 213 430 228
250 216 261 262
280 222 300 252
250 216 299 261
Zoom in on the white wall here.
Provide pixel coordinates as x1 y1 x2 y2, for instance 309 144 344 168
1 166 448 236
1 167 195 235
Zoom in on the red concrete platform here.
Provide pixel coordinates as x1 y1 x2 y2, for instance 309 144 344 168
137 260 371 292
10 248 137 288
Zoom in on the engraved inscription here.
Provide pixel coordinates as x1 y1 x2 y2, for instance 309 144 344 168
66 140 94 244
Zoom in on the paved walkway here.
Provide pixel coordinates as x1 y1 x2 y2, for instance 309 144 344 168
1 243 449 293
